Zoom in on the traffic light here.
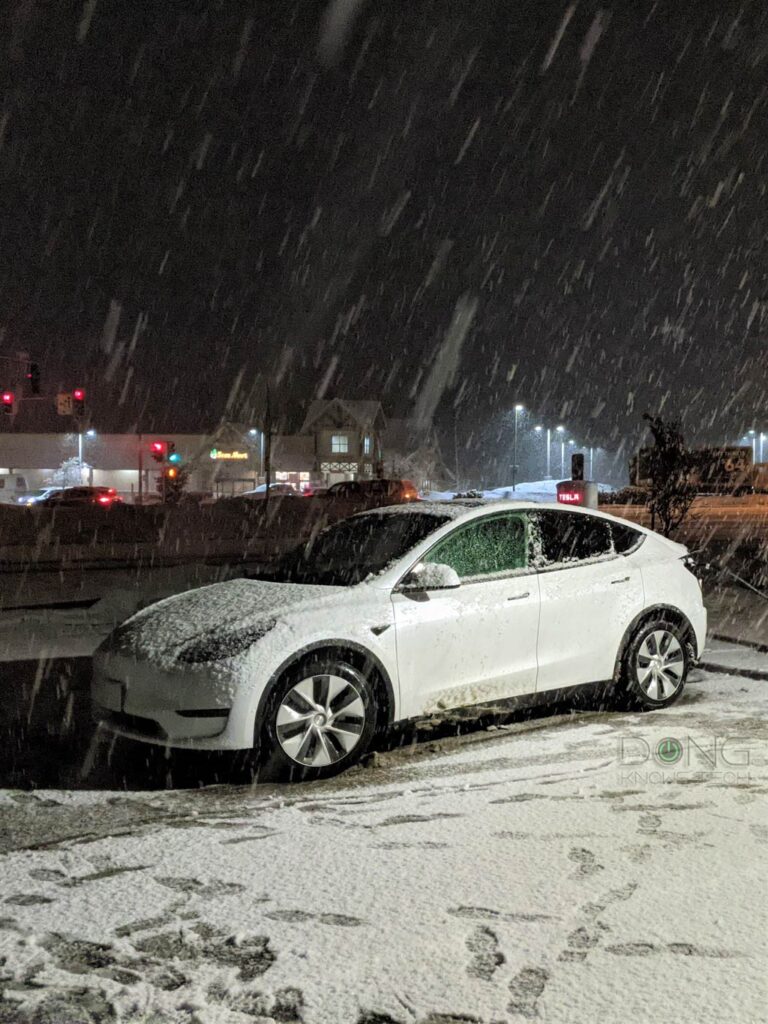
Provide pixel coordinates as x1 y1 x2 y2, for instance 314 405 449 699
166 466 179 480
26 363 41 395
73 388 86 416
571 453 585 481
167 442 181 464
150 441 167 463
2 391 14 416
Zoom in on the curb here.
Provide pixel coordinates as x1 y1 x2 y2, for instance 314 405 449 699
697 660 768 682
709 631 768 654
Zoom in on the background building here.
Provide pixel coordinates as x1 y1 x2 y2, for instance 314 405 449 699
0 396 430 501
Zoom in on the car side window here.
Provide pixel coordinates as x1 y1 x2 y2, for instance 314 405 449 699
612 522 644 554
424 514 528 580
533 511 613 567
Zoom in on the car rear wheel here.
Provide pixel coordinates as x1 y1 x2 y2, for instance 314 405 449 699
619 617 690 710
259 657 378 781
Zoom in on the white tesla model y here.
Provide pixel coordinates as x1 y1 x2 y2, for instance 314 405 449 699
93 502 706 779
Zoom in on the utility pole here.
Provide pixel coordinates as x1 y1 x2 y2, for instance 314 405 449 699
512 404 524 490
453 418 460 492
263 384 272 513
138 432 144 502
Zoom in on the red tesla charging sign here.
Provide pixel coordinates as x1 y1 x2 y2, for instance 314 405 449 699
556 479 598 508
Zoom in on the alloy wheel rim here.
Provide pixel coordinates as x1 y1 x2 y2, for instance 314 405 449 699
275 674 366 767
635 629 684 700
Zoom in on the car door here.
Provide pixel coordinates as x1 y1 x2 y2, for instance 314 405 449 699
391 511 540 719
531 510 646 692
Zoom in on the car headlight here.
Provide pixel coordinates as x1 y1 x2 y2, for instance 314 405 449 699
175 619 277 664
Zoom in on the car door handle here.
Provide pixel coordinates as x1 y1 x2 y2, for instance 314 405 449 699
507 591 531 601
611 576 630 584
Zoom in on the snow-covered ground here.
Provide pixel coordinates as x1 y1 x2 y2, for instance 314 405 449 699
0 667 765 1023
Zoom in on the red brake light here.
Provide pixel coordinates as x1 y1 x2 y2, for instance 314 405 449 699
97 495 111 505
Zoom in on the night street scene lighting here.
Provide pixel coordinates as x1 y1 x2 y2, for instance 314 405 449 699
0 3 766 1022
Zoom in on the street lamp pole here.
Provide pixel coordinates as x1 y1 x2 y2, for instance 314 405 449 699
760 433 766 463
748 429 757 461
555 425 565 478
512 404 524 490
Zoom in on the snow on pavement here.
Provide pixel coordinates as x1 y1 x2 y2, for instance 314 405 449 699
0 668 766 1023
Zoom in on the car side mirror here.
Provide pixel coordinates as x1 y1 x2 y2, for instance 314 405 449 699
399 561 461 591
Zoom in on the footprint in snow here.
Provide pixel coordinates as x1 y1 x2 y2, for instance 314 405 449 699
466 924 505 980
568 847 604 877
508 966 550 1019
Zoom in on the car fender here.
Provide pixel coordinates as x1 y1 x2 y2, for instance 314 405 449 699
612 603 698 681
249 634 399 738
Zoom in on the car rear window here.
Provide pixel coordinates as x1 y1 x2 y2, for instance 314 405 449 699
612 522 644 554
534 510 613 565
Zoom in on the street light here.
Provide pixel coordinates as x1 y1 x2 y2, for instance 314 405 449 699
86 429 96 438
555 425 565 478
746 429 757 461
534 425 545 479
512 404 524 491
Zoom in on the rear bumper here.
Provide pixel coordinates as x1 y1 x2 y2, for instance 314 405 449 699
691 602 707 661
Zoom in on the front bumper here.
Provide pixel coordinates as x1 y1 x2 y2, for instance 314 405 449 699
91 651 256 750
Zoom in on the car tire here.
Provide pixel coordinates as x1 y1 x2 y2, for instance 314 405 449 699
258 656 379 781
618 616 690 710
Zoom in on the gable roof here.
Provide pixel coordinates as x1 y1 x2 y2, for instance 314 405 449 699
300 398 386 434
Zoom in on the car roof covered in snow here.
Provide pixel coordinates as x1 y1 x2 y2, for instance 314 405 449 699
353 499 635 523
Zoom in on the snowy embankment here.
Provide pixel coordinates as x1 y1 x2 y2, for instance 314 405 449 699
0 668 765 1023
424 479 614 503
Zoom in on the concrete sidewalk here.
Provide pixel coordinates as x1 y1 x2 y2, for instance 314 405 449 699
705 583 768 643
700 639 768 680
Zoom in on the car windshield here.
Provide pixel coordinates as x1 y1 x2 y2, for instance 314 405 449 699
262 511 450 586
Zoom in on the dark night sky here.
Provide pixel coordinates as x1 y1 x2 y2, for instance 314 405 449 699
1 0 766 463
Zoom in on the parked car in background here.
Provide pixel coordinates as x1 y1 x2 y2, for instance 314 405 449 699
233 483 298 500
15 487 62 506
321 478 419 509
40 486 123 508
92 502 706 781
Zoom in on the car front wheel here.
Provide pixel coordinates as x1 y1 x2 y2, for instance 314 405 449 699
619 617 690 710
259 657 378 781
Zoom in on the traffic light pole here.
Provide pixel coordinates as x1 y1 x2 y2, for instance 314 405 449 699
138 433 143 503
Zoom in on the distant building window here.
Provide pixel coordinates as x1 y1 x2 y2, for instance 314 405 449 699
363 435 372 455
331 434 349 454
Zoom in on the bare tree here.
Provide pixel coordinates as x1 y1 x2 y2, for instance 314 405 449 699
642 413 696 537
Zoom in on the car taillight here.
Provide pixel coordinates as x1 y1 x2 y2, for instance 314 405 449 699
98 495 111 505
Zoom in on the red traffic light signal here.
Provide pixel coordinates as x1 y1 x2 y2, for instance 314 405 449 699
72 387 86 415
150 440 167 463
2 391 14 415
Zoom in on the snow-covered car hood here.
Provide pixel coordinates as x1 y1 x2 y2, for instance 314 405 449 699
100 577 346 663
